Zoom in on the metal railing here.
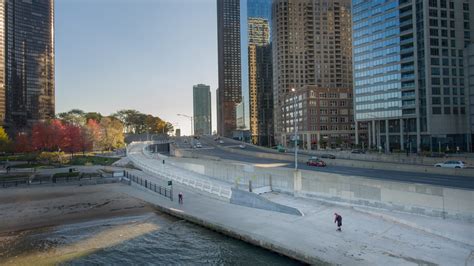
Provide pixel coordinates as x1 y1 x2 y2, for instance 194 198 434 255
126 141 232 199
125 171 173 201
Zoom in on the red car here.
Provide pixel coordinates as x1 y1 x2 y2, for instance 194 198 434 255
306 158 326 167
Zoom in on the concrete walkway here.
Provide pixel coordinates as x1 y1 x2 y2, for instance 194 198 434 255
114 169 474 265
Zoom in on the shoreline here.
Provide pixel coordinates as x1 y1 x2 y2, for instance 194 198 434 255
0 184 156 235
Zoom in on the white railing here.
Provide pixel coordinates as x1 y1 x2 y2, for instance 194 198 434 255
127 142 232 199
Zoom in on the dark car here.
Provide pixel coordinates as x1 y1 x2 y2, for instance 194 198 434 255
306 158 326 167
321 154 336 159
351 149 366 154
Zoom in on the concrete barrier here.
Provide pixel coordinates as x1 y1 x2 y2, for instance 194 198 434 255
216 145 474 177
167 156 474 221
230 188 302 216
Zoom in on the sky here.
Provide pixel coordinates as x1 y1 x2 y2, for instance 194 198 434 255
56 0 218 135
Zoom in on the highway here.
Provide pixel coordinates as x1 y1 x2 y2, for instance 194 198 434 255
175 136 474 190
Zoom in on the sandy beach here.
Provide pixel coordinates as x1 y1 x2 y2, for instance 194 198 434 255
0 183 155 235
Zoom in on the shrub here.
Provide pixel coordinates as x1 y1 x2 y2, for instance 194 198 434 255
37 152 70 165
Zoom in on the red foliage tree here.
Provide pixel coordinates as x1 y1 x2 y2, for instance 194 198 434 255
14 133 33 153
86 119 101 151
31 120 66 152
63 124 82 156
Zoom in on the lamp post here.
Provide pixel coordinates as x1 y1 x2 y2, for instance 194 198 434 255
177 114 193 136
291 88 298 171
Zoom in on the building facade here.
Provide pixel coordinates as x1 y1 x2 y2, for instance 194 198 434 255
1 0 55 128
282 86 357 149
353 0 473 153
248 4 274 146
217 0 242 137
467 43 474 151
193 84 212 135
272 0 357 149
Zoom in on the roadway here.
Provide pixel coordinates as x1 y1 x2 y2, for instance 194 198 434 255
174 136 474 190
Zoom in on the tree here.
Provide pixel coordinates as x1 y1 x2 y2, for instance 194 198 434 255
63 124 82 156
0 127 11 152
57 109 86 126
85 112 102 123
31 120 66 152
86 119 101 151
14 133 32 153
99 117 125 150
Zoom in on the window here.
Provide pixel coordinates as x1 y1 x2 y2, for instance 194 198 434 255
429 0 437 7
444 97 450 104
432 107 442 114
444 107 451 114
432 87 441 95
432 97 441 104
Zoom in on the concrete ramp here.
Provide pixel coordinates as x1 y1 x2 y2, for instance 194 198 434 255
230 188 302 216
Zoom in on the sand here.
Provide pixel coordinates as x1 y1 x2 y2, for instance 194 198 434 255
0 183 155 235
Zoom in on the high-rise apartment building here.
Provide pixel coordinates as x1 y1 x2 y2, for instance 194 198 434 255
248 0 274 146
193 84 212 135
272 0 358 149
217 0 242 137
353 0 473 153
466 43 474 151
0 0 55 128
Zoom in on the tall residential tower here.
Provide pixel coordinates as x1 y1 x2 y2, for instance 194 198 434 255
353 0 473 152
1 0 55 128
193 84 212 135
272 0 357 149
217 0 242 137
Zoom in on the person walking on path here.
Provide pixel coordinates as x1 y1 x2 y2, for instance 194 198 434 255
334 213 342 231
178 192 183 204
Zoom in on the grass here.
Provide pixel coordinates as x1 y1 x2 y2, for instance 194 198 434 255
10 163 47 169
69 156 120 166
53 172 80 178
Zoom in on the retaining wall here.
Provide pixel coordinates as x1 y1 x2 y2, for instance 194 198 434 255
169 156 474 221
217 145 474 177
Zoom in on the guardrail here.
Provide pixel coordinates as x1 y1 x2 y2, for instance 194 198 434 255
125 171 173 201
126 141 232 199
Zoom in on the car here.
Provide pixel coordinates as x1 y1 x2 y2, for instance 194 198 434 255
306 158 326 167
434 161 466 169
321 154 336 159
219 140 225 144
351 149 366 154
195 143 202 148
239 144 246 149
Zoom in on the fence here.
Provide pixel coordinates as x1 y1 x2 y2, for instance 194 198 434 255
125 171 173 201
126 141 232 200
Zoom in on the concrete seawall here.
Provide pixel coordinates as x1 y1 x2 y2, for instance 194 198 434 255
168 156 474 221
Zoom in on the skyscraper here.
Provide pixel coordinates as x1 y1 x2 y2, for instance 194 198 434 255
217 0 242 137
272 0 356 149
1 0 55 128
353 0 473 153
247 0 273 146
193 84 212 135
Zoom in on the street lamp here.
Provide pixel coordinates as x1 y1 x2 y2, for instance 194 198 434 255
177 114 193 136
291 88 298 171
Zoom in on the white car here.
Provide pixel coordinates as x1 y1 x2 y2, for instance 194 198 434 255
239 144 246 149
195 143 202 148
219 140 225 144
434 161 466 169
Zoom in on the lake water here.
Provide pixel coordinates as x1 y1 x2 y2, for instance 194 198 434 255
0 212 303 265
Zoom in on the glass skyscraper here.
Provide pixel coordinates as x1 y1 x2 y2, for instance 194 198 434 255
1 0 55 128
193 84 212 135
353 0 472 152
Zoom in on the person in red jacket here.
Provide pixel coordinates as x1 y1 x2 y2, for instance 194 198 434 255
334 213 342 231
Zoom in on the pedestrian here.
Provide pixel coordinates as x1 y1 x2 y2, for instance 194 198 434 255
334 213 342 231
178 192 183 204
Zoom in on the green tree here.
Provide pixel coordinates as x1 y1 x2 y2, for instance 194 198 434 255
57 109 86 126
85 112 102 123
0 127 11 152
